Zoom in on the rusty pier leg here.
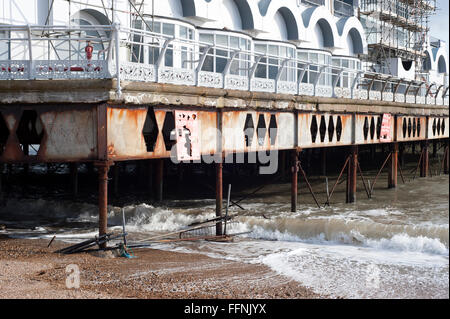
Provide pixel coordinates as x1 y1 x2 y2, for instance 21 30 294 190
216 162 223 236
70 163 79 197
388 143 398 189
291 149 299 212
97 162 111 249
155 159 164 201
420 141 429 178
444 142 449 175
346 146 358 203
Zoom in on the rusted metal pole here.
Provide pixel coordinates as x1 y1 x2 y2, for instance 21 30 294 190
155 159 164 201
346 146 358 203
70 162 78 197
97 162 111 249
388 143 398 189
291 149 299 212
420 141 429 178
216 162 223 236
444 144 449 175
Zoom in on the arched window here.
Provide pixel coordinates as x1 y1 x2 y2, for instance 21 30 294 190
313 19 334 49
69 10 108 60
422 51 432 71
438 55 447 74
346 28 364 56
266 7 298 41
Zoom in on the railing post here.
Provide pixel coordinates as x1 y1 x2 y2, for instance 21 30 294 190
113 23 122 97
351 71 363 99
26 24 34 80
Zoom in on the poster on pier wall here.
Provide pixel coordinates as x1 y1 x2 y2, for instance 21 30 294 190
380 113 392 143
175 110 201 161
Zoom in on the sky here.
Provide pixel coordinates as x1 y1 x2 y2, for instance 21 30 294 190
428 0 449 47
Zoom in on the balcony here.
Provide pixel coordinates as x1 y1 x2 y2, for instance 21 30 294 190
334 0 354 17
0 24 448 106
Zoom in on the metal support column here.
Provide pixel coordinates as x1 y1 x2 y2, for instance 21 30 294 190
97 162 111 249
346 146 358 203
420 141 429 178
388 143 398 188
291 149 299 212
216 162 223 236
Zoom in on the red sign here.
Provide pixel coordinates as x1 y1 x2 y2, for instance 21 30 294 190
175 111 201 161
380 113 392 142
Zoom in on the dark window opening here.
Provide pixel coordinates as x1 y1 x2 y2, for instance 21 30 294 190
402 118 407 138
370 117 375 140
143 108 159 152
268 114 278 146
417 118 421 137
244 114 255 147
257 114 267 146
407 118 412 138
319 116 326 143
162 111 175 151
376 116 382 139
16 110 44 156
328 116 335 142
336 116 342 142
310 115 318 143
363 117 369 140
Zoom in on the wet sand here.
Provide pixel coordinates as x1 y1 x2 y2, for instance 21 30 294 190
0 236 324 299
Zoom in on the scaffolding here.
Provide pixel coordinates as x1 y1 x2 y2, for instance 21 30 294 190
359 0 436 78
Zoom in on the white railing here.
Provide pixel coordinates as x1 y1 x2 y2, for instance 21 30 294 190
0 24 448 106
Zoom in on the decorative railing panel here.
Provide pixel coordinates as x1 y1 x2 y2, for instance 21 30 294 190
198 71 223 88
120 62 156 82
250 78 275 93
277 81 297 95
158 67 196 86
